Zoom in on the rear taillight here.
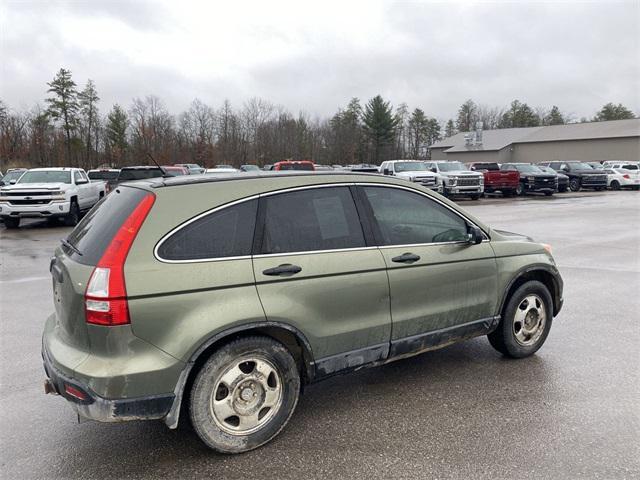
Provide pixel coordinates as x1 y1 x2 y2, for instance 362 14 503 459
623 174 630 179
85 193 155 326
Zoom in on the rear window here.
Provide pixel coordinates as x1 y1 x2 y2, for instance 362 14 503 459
277 163 314 171
64 187 149 265
118 168 164 181
88 171 119 180
622 164 638 170
473 163 499 171
157 200 258 261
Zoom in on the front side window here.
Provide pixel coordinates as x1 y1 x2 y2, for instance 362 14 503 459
158 200 258 261
74 171 83 183
363 186 469 245
261 187 365 254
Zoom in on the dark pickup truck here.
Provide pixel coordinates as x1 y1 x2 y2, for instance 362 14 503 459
539 161 608 192
501 163 557 196
468 162 520 196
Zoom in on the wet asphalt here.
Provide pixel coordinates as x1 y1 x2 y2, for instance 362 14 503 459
0 190 638 479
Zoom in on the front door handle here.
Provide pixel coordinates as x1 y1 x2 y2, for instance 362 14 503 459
262 264 302 276
392 252 421 264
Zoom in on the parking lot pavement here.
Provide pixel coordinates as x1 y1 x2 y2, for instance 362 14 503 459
1 190 638 479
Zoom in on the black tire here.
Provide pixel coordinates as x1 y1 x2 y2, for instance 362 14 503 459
544 191 553 196
594 187 604 191
515 183 525 196
488 280 553 359
3 217 20 229
189 336 300 454
470 194 480 200
558 185 568 193
64 201 80 227
610 181 620 191
569 178 581 192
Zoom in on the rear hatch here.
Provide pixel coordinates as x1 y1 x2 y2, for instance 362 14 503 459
50 186 152 355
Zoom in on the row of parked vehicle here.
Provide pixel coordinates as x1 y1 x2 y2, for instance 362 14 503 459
0 159 637 229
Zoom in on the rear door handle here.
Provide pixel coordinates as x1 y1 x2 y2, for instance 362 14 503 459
262 264 302 276
392 253 421 264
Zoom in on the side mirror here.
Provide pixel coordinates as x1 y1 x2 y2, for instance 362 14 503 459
467 225 483 245
383 168 391 176
561 166 569 172
76 179 88 185
430 167 437 173
9 179 17 185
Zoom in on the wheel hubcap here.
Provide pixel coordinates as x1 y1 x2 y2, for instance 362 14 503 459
513 294 546 346
210 356 283 435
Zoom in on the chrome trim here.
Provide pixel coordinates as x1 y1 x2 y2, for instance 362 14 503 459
254 246 378 259
154 180 490 264
153 195 260 264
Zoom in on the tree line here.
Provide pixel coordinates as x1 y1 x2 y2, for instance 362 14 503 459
1 68 636 170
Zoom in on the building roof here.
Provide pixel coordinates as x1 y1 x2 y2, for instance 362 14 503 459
431 118 640 153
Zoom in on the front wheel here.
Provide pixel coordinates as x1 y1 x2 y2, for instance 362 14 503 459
515 183 525 196
470 194 480 200
64 201 80 227
190 336 300 453
569 178 581 192
609 181 620 190
488 280 553 358
3 217 20 229
544 191 553 196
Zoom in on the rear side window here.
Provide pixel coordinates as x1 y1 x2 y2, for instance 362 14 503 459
362 186 468 245
64 187 150 265
157 200 258 261
260 187 365 254
118 168 164 181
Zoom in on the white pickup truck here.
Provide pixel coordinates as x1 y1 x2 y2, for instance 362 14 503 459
0 167 106 228
423 161 484 199
379 160 442 193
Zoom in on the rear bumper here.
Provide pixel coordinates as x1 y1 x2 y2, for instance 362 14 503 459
0 200 71 218
42 341 174 422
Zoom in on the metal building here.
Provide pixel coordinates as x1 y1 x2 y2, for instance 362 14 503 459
430 118 640 164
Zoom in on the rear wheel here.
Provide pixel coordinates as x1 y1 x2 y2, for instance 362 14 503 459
3 217 20 229
488 280 553 358
64 201 80 227
610 181 620 191
544 191 553 196
190 336 300 453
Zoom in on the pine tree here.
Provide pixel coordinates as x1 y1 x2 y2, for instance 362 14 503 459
362 95 398 163
593 103 635 121
500 100 540 128
45 68 79 162
105 104 128 165
444 119 456 138
456 100 477 132
408 108 429 158
544 105 565 125
78 79 100 167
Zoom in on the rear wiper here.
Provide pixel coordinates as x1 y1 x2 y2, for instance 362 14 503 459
60 238 83 256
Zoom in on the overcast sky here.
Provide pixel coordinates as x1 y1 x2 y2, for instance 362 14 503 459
1 0 638 121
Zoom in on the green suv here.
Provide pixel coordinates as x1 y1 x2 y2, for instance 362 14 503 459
43 172 563 453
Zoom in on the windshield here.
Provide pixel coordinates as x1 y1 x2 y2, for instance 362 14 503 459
117 168 164 181
567 162 593 170
17 170 72 184
394 162 428 172
538 166 556 174
514 164 544 173
1 170 26 184
472 163 499 171
437 162 467 172
88 171 119 180
242 165 260 171
587 163 604 169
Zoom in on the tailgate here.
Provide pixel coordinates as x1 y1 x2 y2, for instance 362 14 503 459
50 248 94 351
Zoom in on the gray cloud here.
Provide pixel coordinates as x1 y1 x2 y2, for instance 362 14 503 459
1 0 638 120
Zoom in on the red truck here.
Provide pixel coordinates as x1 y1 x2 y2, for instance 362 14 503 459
273 160 315 171
467 162 520 197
